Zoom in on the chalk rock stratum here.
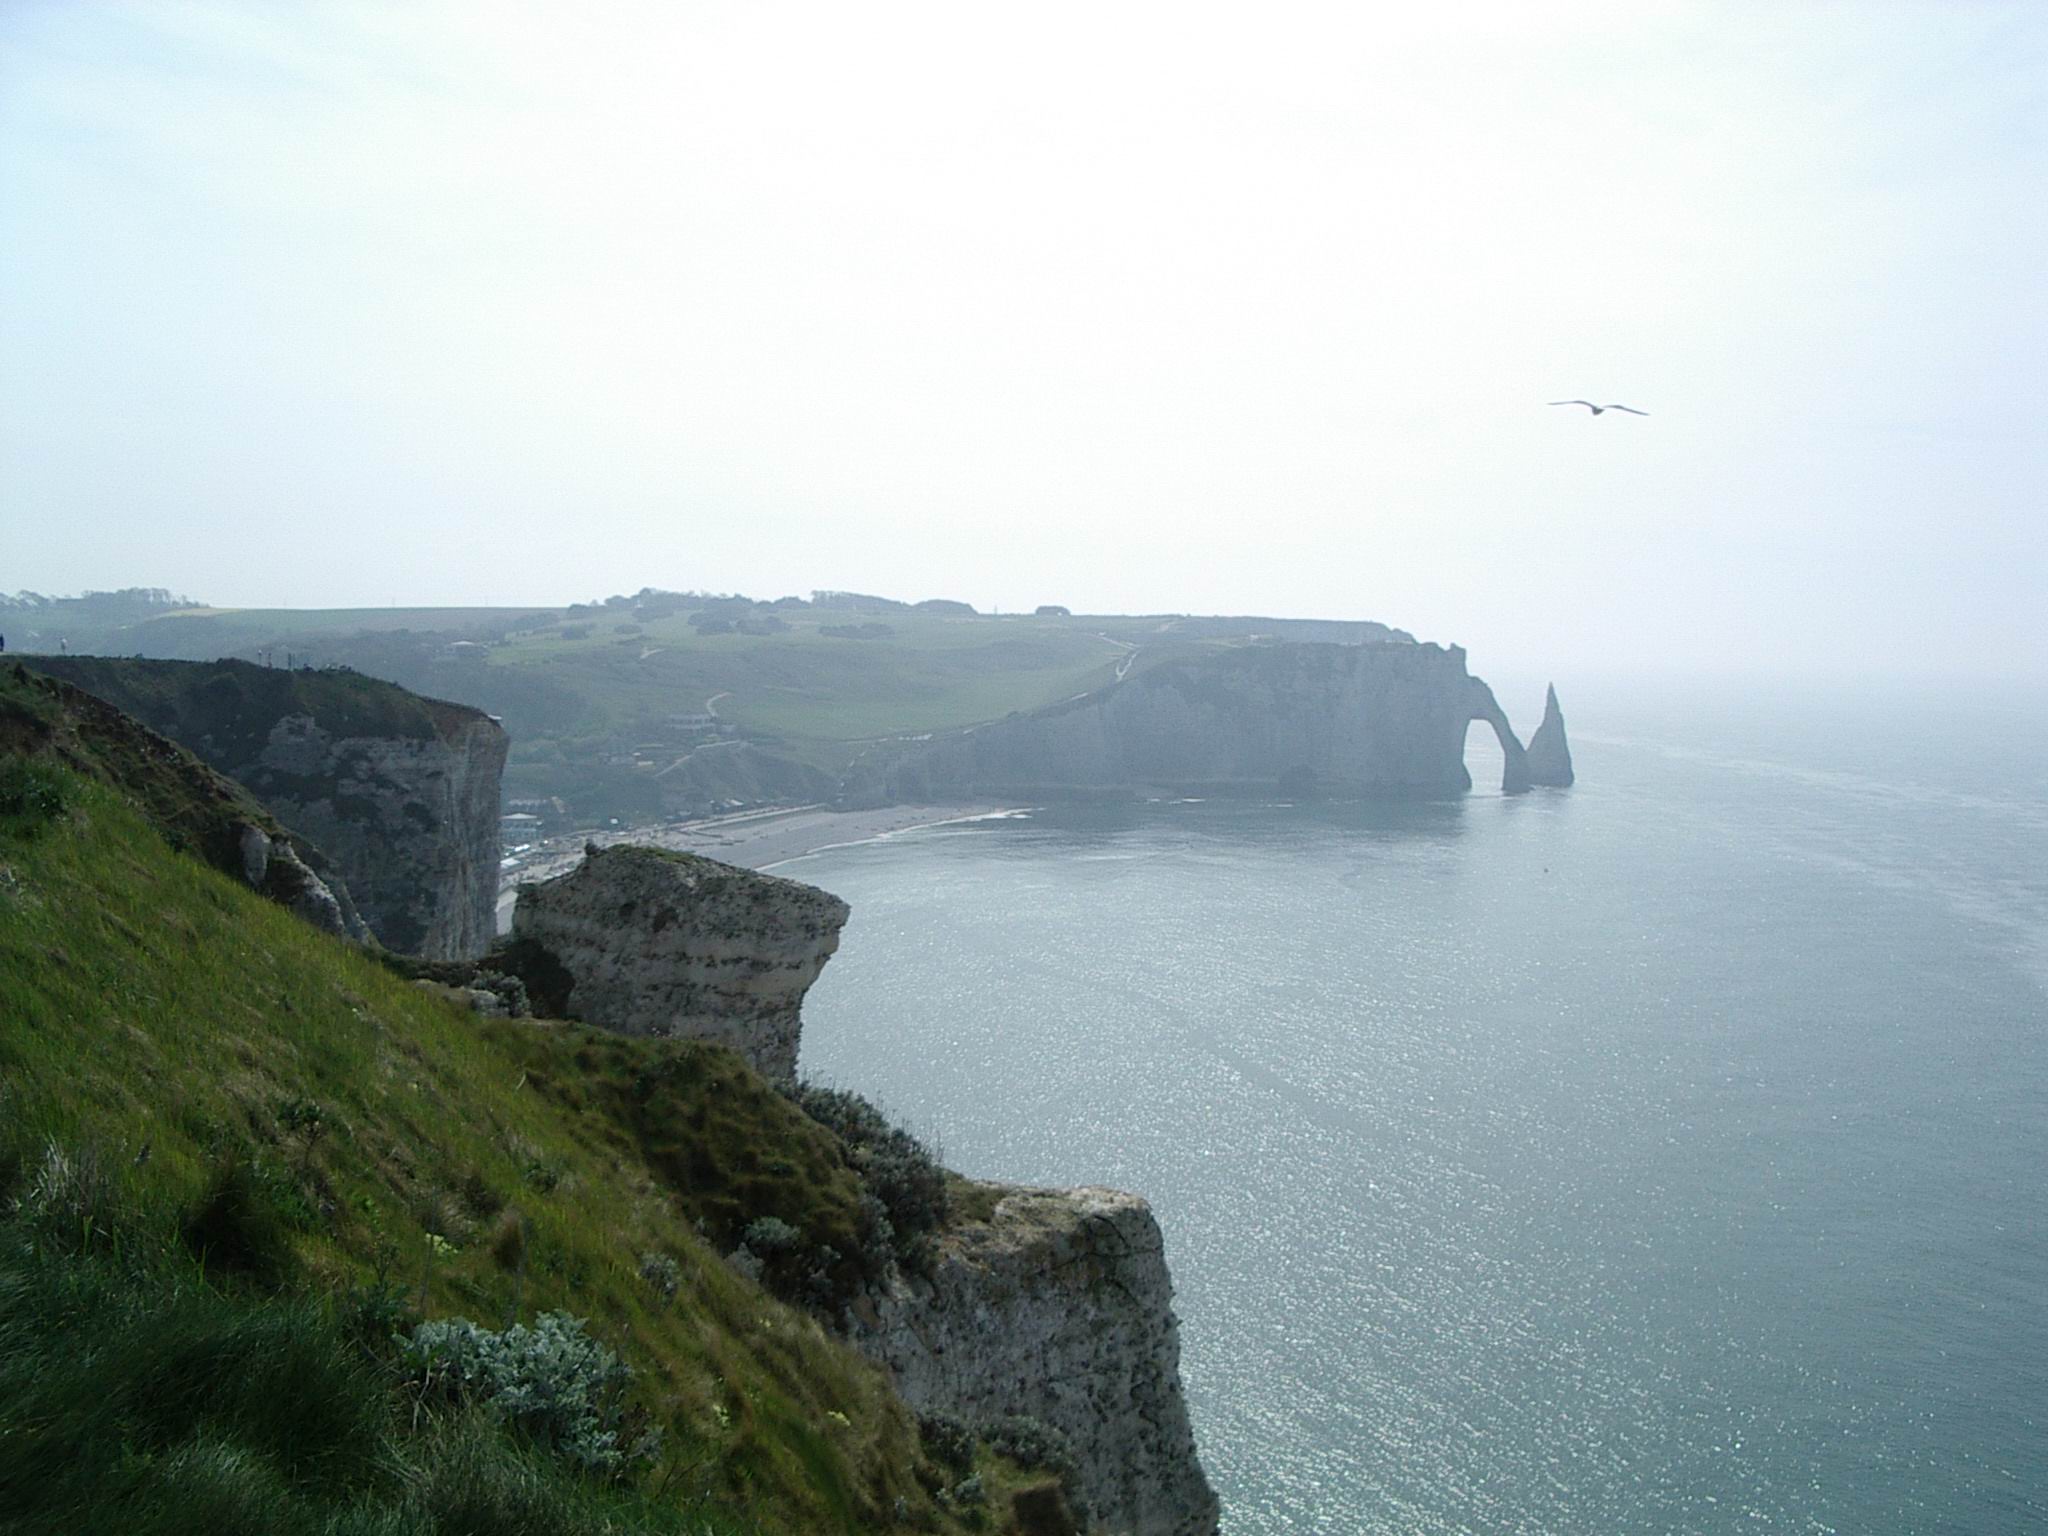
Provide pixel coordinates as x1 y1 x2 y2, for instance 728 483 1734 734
851 1184 1220 1536
510 845 847 1082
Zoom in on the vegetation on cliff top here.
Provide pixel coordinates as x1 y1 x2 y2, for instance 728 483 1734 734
27 654 486 753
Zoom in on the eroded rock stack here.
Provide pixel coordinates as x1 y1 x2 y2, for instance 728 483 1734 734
1525 683 1575 787
509 844 848 1082
851 1184 1221 1536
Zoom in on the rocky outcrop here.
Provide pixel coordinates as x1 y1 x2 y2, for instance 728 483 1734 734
850 1184 1219 1536
867 640 1540 799
27 658 507 958
508 845 847 1082
1525 683 1575 787
235 823 362 938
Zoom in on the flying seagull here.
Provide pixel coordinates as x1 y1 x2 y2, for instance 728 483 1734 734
1549 400 1648 415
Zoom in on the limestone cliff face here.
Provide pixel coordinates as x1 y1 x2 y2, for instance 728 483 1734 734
509 845 848 1082
1525 683 1575 787
247 708 507 959
27 658 508 959
872 641 1537 800
851 1184 1219 1536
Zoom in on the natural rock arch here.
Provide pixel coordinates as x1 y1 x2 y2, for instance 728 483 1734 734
1465 678 1532 794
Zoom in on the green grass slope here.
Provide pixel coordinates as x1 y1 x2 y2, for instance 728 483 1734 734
0 672 1035 1534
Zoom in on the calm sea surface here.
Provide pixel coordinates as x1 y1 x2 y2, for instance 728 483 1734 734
791 680 2048 1534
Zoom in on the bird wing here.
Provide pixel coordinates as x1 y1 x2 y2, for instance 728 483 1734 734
1548 400 1597 408
1604 405 1649 415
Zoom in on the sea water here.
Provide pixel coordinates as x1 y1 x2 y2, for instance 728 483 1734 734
791 679 2047 1534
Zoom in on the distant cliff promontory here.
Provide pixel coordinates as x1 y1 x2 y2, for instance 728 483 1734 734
857 640 1572 801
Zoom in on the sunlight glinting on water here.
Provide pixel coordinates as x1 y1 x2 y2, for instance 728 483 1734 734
794 703 2047 1533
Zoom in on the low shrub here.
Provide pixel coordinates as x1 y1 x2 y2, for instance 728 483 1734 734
783 1084 948 1272
985 1414 1085 1519
917 1409 975 1474
740 1215 801 1256
984 1414 1074 1474
637 1250 680 1302
401 1311 653 1475
0 758 68 830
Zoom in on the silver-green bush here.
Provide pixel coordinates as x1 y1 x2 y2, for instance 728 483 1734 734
402 1312 653 1474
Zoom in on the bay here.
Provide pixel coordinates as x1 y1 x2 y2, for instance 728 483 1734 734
793 680 2048 1534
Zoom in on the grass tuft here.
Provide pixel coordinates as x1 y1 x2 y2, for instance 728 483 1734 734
182 1160 298 1287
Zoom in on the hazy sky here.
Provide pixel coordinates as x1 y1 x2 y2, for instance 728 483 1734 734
3 2 2042 678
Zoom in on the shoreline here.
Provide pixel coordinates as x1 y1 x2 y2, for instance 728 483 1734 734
494 803 1021 935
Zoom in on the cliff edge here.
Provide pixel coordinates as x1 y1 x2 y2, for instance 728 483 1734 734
853 1183 1220 1536
27 657 507 958
508 844 849 1082
498 845 1220 1529
1 662 364 939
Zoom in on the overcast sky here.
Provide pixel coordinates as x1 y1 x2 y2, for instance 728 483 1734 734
2 1 2042 679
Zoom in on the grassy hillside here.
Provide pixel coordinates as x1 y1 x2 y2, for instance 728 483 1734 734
0 670 1050 1533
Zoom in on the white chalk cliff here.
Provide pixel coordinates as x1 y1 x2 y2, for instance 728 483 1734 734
851 1183 1220 1536
510 844 849 1082
867 640 1550 800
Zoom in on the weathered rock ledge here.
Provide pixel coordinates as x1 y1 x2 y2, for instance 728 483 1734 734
509 844 848 1082
851 1184 1220 1536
